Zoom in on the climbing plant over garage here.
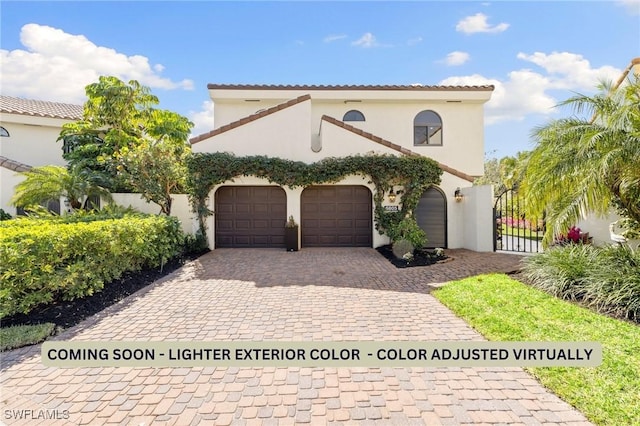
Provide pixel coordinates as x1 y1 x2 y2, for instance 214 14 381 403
185 152 442 246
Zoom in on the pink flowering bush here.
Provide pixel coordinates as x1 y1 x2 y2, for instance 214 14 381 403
555 226 584 245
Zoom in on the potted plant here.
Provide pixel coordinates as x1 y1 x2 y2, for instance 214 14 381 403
285 215 299 252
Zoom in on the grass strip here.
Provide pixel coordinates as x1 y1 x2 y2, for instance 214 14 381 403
433 273 640 426
0 323 56 351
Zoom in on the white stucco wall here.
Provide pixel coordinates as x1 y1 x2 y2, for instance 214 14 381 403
192 101 312 161
207 95 487 176
1 113 73 215
577 212 618 247
459 185 494 252
0 169 26 215
0 114 68 167
110 193 196 235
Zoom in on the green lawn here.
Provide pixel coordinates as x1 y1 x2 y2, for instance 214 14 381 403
501 224 543 241
433 274 640 426
0 323 56 351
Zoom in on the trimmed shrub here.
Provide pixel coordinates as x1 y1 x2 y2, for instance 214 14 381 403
0 214 184 318
581 245 640 320
522 244 598 300
523 244 640 321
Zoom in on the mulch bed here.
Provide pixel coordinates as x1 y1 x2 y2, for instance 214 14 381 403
376 244 449 268
1 250 209 330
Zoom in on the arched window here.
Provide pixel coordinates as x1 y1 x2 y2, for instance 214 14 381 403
343 110 365 122
0 127 9 137
414 110 442 146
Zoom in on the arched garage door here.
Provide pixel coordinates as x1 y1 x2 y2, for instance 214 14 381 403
415 186 447 248
301 185 372 247
215 186 286 248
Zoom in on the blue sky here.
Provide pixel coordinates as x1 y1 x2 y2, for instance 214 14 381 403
1 1 638 158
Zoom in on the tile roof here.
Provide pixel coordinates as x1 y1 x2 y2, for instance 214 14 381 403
0 96 83 120
321 115 476 182
0 156 33 173
190 95 311 144
208 84 494 92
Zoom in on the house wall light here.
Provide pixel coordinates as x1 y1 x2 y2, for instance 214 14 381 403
388 189 397 203
454 188 463 202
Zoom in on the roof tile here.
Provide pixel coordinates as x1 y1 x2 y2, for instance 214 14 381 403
0 156 33 173
208 84 494 92
0 96 83 120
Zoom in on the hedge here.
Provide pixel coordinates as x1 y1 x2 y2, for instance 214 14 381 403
0 215 184 318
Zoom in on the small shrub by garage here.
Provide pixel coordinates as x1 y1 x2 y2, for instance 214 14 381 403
0 214 184 318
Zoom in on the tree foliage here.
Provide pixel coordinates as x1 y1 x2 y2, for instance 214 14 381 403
523 76 640 244
11 165 112 211
475 151 530 194
59 76 193 214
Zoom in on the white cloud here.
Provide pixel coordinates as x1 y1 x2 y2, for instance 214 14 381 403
617 0 640 15
352 33 378 48
443 51 470 66
440 51 622 125
517 52 622 90
324 34 347 43
0 23 193 103
407 37 423 46
456 13 509 34
188 100 215 139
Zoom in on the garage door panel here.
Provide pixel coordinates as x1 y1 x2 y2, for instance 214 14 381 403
215 186 287 248
336 187 355 197
337 204 354 213
235 220 251 229
253 220 270 229
337 219 353 228
318 204 336 214
318 219 336 228
301 185 372 247
416 187 447 248
355 219 370 229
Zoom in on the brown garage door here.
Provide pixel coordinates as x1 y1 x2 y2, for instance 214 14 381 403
415 186 447 248
301 185 372 247
215 186 286 248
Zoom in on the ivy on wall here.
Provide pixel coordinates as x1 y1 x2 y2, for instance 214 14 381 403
186 152 442 246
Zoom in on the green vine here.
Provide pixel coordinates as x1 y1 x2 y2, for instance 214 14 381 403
186 152 442 246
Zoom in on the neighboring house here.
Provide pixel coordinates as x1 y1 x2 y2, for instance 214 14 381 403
0 95 195 232
0 96 83 215
190 84 495 250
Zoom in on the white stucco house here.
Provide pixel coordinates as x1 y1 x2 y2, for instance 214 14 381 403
190 84 496 251
0 96 83 215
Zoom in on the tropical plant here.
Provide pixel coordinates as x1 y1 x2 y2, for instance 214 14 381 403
523 76 640 245
11 165 112 211
60 76 193 214
475 151 530 194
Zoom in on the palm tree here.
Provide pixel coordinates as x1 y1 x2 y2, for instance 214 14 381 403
11 165 113 211
523 75 640 245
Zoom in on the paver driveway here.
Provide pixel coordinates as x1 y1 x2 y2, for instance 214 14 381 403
1 248 591 425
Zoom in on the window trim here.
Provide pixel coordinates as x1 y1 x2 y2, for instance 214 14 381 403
413 110 443 146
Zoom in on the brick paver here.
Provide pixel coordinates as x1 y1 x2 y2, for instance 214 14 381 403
1 248 592 425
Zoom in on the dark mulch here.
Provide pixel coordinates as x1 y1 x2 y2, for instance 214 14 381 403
376 244 448 268
1 250 209 330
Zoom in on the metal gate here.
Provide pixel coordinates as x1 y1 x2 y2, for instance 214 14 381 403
493 186 544 253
